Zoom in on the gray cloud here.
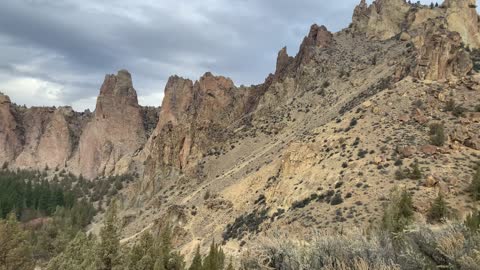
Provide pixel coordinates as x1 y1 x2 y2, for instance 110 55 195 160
0 0 457 111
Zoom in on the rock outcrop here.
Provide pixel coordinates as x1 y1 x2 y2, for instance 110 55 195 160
14 107 76 170
413 19 473 80
444 0 480 48
0 93 22 165
142 72 260 194
73 70 147 178
351 0 410 40
352 0 480 48
297 24 333 65
0 70 152 178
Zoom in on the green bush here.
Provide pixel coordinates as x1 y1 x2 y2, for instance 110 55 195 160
445 99 456 112
465 211 480 231
395 161 422 180
470 165 480 201
429 123 445 147
382 187 414 232
427 193 449 223
444 99 466 117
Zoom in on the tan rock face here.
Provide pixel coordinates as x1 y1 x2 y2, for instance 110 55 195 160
14 107 74 170
73 70 147 178
444 0 480 48
0 94 22 165
297 24 333 65
413 20 473 80
352 0 410 40
353 0 480 49
142 72 259 193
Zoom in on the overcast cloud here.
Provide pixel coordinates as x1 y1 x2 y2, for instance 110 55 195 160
0 0 455 111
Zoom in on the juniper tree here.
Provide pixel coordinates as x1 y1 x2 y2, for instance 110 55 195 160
0 213 34 270
97 201 121 270
427 193 449 223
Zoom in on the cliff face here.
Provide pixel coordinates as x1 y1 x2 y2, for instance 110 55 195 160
140 72 261 195
72 70 147 178
0 94 22 164
352 0 480 48
1 0 480 256
0 70 153 179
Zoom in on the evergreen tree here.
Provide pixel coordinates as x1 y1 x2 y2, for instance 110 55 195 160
189 245 202 270
46 232 97 270
202 240 225 270
465 211 480 231
382 188 414 233
0 213 34 270
427 193 449 223
97 201 121 270
470 165 480 200
409 160 422 180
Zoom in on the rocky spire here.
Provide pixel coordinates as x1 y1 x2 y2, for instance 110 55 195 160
96 69 140 119
74 70 147 178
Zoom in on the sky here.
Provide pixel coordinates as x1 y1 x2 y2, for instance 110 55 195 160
0 0 458 111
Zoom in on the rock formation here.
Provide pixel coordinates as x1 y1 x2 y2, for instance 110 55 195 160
0 93 22 165
1 0 480 257
444 0 480 48
73 70 147 179
413 19 473 80
352 0 410 40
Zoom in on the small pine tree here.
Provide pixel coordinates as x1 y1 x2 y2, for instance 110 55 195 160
429 123 445 147
203 240 225 270
189 245 202 270
409 160 422 180
470 165 480 201
427 193 449 223
97 201 120 270
0 213 34 270
465 211 480 231
382 188 414 232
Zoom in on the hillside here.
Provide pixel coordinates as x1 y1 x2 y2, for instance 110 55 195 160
1 0 480 266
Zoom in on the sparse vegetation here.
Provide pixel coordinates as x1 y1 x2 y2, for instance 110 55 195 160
241 223 480 269
465 211 480 231
445 99 466 117
394 160 422 180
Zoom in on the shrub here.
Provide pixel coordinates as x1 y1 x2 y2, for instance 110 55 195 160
475 104 480 112
470 165 480 201
349 118 358 127
394 167 408 180
382 187 414 232
396 162 422 180
444 99 466 117
465 211 480 231
429 123 445 147
409 160 422 180
452 105 466 117
330 194 344 205
427 193 449 223
445 99 456 112
241 223 480 270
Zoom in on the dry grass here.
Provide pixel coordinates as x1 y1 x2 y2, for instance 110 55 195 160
240 223 480 270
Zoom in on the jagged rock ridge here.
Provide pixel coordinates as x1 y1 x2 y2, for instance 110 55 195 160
0 0 479 259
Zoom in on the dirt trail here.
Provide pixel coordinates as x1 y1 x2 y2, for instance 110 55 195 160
120 222 154 244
